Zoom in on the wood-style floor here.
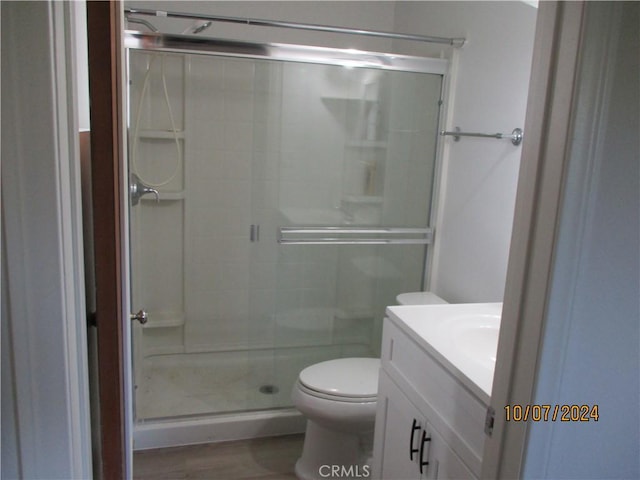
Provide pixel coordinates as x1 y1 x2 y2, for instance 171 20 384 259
133 434 304 480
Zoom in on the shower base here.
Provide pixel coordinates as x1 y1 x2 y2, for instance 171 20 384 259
134 343 373 449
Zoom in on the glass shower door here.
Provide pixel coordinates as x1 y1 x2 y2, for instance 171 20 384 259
127 46 443 421
260 62 443 404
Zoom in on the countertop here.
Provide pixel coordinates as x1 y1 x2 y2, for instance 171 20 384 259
385 303 502 404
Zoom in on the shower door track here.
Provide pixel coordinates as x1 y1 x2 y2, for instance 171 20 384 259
125 7 466 48
124 30 449 75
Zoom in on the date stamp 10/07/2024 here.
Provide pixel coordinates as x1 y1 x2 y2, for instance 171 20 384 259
504 404 599 422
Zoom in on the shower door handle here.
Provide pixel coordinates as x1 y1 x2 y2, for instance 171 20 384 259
130 309 148 325
250 224 260 242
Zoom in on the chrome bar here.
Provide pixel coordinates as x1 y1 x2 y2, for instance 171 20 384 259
278 226 433 245
279 238 431 245
125 8 466 47
280 227 431 235
440 127 523 146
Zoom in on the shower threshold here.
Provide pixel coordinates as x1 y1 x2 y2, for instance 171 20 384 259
134 408 305 450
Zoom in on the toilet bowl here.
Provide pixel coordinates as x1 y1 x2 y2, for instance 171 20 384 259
292 358 379 480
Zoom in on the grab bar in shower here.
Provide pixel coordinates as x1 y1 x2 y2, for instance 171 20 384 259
440 127 523 146
278 226 433 245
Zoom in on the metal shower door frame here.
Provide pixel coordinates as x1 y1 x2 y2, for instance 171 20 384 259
124 30 449 75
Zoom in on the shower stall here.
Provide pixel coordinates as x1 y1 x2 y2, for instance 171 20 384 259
125 16 450 445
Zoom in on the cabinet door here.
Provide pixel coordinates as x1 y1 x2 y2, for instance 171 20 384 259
373 370 477 480
424 423 476 480
374 371 425 479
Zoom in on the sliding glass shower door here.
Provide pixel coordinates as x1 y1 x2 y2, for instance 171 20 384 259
128 47 443 421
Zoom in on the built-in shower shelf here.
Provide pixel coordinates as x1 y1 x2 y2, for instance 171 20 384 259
142 311 185 328
141 191 185 201
138 129 185 140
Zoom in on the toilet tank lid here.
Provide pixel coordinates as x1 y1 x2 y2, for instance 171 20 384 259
299 358 380 398
396 291 448 305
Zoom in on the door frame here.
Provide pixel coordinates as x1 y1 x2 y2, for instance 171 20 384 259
86 1 130 478
481 2 588 477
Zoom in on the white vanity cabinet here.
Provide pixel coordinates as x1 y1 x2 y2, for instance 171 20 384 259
372 307 495 480
375 370 474 479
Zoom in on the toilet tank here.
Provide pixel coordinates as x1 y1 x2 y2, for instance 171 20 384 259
396 291 448 305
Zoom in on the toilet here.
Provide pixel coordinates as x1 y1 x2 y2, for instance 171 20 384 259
292 357 379 480
291 292 447 480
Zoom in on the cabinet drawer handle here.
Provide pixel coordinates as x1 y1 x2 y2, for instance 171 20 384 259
409 419 421 460
419 429 431 474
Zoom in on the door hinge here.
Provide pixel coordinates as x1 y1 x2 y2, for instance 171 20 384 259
87 311 97 328
485 406 495 437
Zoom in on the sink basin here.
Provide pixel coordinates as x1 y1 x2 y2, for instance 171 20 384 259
449 314 500 370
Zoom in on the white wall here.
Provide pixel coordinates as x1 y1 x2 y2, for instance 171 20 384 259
523 2 639 477
393 2 538 302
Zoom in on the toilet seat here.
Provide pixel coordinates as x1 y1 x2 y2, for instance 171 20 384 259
297 381 377 403
298 358 379 402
